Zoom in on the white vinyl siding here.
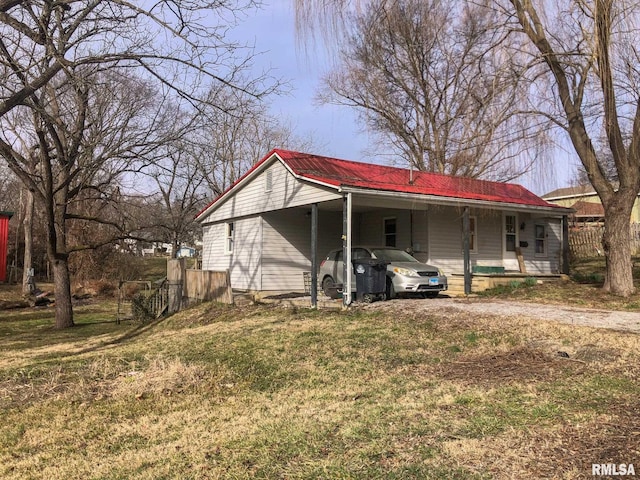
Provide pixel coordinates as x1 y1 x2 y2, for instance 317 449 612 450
522 216 562 274
428 208 504 274
261 210 342 291
358 209 412 249
202 160 340 223
201 217 262 290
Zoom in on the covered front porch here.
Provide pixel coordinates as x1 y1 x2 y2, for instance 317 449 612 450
264 187 570 307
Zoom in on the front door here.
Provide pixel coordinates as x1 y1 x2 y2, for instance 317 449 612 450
503 213 519 271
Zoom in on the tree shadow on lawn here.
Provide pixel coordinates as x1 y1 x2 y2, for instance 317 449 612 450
0 303 170 365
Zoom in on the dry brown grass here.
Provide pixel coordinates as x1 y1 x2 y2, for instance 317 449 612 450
1 299 640 479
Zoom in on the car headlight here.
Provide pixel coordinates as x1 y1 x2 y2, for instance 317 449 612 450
393 267 420 277
438 268 444 276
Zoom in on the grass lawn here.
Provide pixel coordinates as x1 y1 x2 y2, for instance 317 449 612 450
477 256 640 311
1 287 639 479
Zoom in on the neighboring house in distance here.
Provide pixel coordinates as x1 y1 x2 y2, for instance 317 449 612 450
542 184 640 228
196 149 572 298
177 246 197 258
141 242 173 257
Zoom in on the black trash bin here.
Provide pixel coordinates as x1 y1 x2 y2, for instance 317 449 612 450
353 259 389 303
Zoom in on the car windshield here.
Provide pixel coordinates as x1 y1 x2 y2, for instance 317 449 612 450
370 248 420 263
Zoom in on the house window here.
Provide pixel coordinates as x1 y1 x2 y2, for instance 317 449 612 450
461 216 478 253
505 214 516 252
224 222 234 254
384 217 397 247
535 224 547 256
265 170 273 192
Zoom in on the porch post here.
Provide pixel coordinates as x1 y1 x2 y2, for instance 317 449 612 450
561 214 570 275
342 192 353 306
462 206 471 295
310 203 318 308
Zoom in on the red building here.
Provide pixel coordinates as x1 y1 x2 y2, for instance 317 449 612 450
0 211 13 282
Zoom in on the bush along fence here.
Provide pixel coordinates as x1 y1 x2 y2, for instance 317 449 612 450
117 259 233 322
569 224 640 259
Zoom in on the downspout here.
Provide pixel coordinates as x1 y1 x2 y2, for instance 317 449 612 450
562 214 570 275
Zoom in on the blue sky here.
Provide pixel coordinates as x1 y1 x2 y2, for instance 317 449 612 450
230 1 372 161
230 1 576 195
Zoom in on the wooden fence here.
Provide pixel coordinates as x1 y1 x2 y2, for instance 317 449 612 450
569 224 640 259
116 280 168 323
183 269 233 304
167 259 233 308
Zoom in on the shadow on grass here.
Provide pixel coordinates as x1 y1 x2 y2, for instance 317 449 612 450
0 301 172 365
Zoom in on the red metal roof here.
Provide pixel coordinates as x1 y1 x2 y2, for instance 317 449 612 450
275 149 555 207
197 149 561 219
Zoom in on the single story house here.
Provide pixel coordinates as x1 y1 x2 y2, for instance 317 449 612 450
177 246 197 258
196 149 572 304
0 211 13 282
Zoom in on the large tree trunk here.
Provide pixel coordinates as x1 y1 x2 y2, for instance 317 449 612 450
48 185 74 328
172 236 179 259
602 193 635 296
51 254 74 328
22 188 34 295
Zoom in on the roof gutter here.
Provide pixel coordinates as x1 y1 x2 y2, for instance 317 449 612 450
339 186 574 215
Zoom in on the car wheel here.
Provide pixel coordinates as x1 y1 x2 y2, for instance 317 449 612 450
386 277 396 300
322 276 339 299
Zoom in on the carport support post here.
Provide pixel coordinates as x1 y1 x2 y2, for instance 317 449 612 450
463 206 472 295
342 192 353 306
561 214 570 275
311 203 318 308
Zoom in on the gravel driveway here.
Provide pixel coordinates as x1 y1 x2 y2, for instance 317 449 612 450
365 296 640 334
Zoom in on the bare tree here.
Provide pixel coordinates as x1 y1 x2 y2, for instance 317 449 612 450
0 1 266 117
147 138 209 258
318 0 543 180
0 69 176 328
194 84 318 196
493 0 640 296
0 1 278 327
0 162 19 210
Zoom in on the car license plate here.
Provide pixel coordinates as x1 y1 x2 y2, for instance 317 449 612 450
429 277 439 286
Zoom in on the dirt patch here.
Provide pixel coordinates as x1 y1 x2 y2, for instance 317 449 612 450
440 399 640 479
439 347 586 386
524 405 640 479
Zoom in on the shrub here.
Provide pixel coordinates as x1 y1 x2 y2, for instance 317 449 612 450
131 292 154 322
